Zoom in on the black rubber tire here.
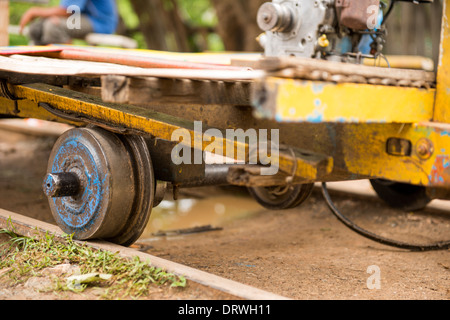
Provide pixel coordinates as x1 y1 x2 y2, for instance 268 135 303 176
369 179 431 212
248 183 314 210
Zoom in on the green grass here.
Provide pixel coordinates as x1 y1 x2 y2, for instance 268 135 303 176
0 222 186 299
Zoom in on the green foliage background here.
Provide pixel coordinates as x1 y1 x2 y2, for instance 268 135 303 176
8 0 222 50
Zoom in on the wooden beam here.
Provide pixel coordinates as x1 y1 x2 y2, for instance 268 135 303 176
101 75 253 106
10 83 334 182
0 0 9 46
259 56 436 87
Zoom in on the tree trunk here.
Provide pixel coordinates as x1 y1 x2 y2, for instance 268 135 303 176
129 0 190 51
211 0 266 52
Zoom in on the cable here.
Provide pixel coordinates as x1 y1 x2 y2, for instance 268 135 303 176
38 102 144 136
382 0 396 24
379 53 391 68
321 182 450 251
0 80 20 100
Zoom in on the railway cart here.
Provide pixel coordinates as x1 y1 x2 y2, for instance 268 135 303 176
1 0 449 250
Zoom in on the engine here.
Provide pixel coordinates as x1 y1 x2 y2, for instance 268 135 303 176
256 0 432 63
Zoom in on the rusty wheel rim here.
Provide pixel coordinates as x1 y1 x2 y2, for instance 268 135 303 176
106 134 154 246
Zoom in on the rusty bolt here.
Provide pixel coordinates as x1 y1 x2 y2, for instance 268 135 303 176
415 138 434 160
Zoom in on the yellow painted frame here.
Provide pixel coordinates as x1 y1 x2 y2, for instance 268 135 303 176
434 0 450 122
4 83 334 182
258 78 435 123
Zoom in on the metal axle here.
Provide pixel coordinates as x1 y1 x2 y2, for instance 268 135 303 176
43 172 81 198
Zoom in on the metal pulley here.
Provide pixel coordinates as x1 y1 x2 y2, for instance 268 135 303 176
257 2 296 32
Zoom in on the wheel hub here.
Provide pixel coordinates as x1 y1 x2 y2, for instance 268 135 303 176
248 183 314 210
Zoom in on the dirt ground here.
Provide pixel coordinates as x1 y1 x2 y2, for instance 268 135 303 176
0 124 449 300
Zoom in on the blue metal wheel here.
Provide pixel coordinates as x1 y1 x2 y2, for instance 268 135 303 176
43 126 154 245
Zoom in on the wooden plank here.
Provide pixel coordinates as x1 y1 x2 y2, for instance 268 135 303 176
0 0 9 46
227 165 292 187
0 55 263 81
38 48 251 71
258 56 436 84
226 143 333 187
101 75 252 106
0 208 290 300
0 45 260 65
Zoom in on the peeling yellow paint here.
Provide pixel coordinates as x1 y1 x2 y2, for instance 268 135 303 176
342 122 450 187
270 78 435 123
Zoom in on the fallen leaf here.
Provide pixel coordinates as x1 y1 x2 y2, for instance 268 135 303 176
66 273 112 292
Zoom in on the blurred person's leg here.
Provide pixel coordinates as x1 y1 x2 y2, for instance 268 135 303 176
29 15 93 45
28 19 45 45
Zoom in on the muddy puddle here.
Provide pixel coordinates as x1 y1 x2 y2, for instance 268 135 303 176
139 192 264 241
